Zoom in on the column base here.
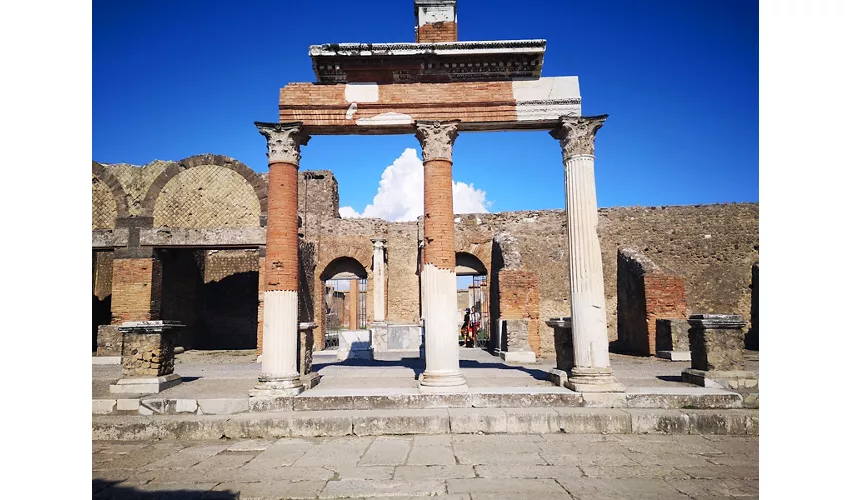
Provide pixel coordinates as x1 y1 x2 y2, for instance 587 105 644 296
110 374 182 394
418 371 468 394
566 367 625 393
249 374 305 397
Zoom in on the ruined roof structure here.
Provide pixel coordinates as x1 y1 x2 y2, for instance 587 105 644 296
280 0 581 134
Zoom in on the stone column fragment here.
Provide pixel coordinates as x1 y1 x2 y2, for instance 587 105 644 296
551 115 623 393
251 122 310 398
415 120 467 393
682 314 757 391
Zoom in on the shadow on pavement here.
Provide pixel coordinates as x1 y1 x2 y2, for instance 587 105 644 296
93 479 237 499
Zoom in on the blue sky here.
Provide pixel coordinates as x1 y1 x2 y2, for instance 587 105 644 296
93 0 758 213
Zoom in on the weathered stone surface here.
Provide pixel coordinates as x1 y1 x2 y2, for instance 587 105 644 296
555 408 632 434
321 479 446 498
684 409 759 436
358 436 411 466
93 399 116 415
656 318 691 354
447 478 566 494
405 445 457 466
688 314 747 372
448 408 507 433
198 398 249 415
504 407 561 433
351 409 450 435
625 391 743 409
394 465 476 480
627 409 690 434
96 325 123 357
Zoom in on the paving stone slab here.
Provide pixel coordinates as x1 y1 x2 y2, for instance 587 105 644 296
473 464 583 479
665 478 759 498
580 465 691 479
211 480 328 500
447 478 567 494
675 465 759 480
455 450 546 466
323 466 395 480
319 479 446 498
394 465 476 480
627 409 690 434
555 477 690 500
358 437 412 465
93 482 220 500
503 407 561 433
226 439 277 452
555 408 632 434
142 444 229 470
405 445 457 466
292 437 372 467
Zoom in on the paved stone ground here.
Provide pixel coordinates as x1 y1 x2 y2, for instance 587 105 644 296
93 348 757 399
93 434 758 499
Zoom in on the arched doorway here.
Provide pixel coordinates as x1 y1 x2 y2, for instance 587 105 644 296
320 257 368 349
456 252 489 349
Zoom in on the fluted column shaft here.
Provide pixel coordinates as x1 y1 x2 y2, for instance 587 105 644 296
415 120 468 393
551 115 623 393
371 239 387 322
252 122 310 397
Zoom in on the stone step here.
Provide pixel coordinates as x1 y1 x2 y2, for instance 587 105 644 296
93 387 751 416
92 407 758 441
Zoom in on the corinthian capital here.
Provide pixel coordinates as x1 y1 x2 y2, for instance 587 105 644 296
255 121 310 165
414 120 460 162
550 115 608 161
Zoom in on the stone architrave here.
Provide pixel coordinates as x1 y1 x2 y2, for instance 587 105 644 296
110 321 183 394
251 122 310 399
682 314 757 391
550 115 624 393
414 120 468 393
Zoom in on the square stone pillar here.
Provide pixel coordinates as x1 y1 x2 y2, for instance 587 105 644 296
110 320 183 394
682 314 757 391
655 318 691 361
298 322 321 389
546 317 573 386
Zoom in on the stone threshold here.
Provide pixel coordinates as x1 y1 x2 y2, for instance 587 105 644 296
92 407 758 441
92 386 755 416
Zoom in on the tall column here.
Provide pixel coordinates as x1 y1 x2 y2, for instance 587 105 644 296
550 115 624 392
349 278 359 329
415 120 468 393
251 122 310 398
371 238 387 322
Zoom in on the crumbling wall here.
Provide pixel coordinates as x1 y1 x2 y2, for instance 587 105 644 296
298 170 340 238
616 248 687 355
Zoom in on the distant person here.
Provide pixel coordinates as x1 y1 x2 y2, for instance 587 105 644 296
470 306 480 345
461 308 470 346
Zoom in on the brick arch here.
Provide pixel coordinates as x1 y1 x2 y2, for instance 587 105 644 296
140 154 268 220
92 161 130 219
318 245 373 279
455 242 492 276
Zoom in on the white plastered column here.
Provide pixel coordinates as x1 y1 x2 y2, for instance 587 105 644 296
551 115 624 393
371 238 387 322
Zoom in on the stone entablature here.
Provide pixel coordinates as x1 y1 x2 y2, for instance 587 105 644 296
310 40 545 83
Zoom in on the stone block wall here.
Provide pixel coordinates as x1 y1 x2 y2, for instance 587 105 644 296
616 248 688 355
298 170 339 238
121 332 176 378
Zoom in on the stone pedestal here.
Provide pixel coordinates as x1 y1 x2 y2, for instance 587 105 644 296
110 321 183 394
655 318 691 361
371 323 423 360
298 322 320 389
499 319 537 364
682 314 757 391
94 324 123 365
546 317 573 386
551 115 623 393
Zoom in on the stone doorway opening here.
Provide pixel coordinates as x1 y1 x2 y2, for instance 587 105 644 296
320 257 369 350
456 252 489 350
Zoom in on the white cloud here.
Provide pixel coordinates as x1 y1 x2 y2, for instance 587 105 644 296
339 148 491 221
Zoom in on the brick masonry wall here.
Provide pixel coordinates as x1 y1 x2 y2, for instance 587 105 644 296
616 249 687 355
279 81 518 128
497 270 541 356
298 170 339 239
110 257 162 324
416 21 457 43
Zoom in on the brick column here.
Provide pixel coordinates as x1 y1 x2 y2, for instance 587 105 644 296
110 217 162 324
415 120 467 393
551 115 623 393
251 122 310 398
